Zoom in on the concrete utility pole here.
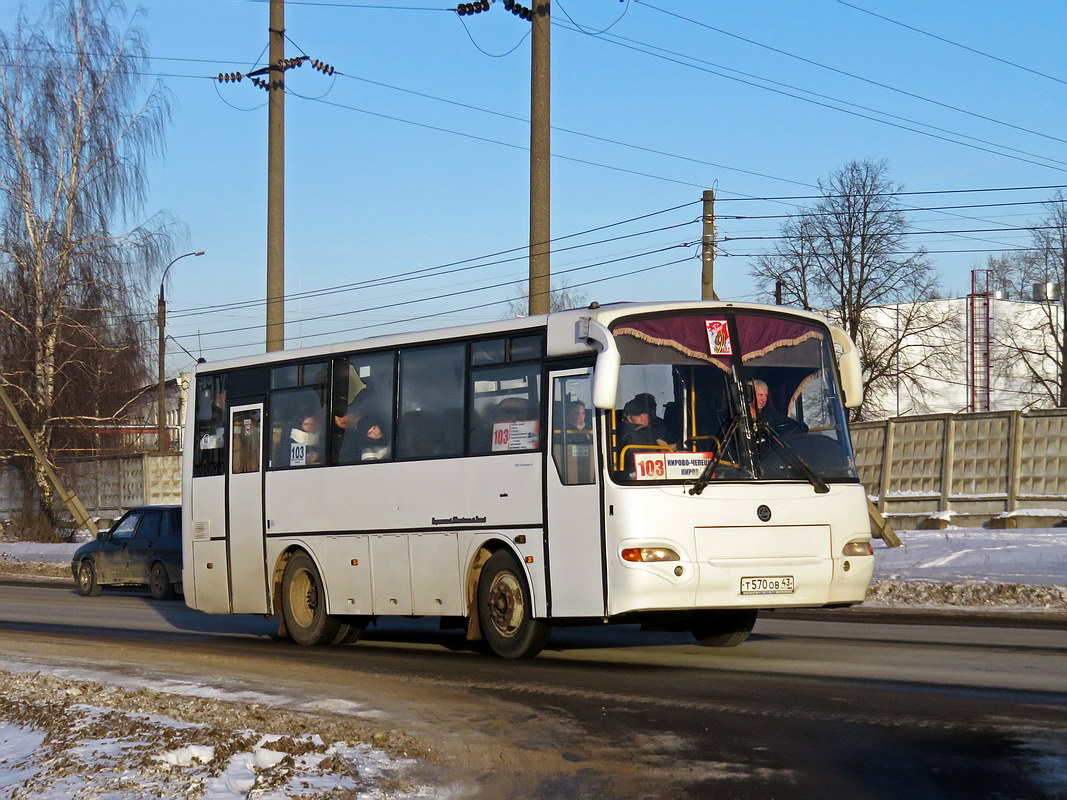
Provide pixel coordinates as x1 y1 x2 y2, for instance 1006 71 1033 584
158 251 204 453
528 2 551 316
701 189 718 300
0 382 98 535
266 0 286 351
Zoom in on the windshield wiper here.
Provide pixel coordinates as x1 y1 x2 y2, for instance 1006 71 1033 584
755 423 829 494
688 415 744 496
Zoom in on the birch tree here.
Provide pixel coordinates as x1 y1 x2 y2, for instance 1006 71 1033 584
0 0 173 522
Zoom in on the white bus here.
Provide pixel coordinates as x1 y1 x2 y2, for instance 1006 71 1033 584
182 301 874 658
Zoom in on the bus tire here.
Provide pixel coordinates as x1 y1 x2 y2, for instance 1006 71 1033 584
149 562 176 601
332 615 371 645
77 559 102 597
477 550 550 659
691 609 758 647
281 552 341 646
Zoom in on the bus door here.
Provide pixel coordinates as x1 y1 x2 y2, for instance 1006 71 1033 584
227 404 268 613
546 369 604 617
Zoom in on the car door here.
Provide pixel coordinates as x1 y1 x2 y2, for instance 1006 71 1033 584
96 511 141 584
126 510 162 584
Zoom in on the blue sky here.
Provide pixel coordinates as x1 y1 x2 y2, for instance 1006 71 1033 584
5 0 1067 375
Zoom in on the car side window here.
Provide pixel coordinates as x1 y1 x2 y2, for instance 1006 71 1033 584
135 513 161 539
110 513 141 539
162 510 181 538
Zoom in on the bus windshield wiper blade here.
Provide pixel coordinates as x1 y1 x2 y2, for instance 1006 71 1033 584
757 423 830 494
688 415 743 496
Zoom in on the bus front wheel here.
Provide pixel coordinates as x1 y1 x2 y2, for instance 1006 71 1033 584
691 609 758 647
281 552 341 646
477 550 550 659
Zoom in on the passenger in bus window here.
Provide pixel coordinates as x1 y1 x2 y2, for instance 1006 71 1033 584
358 413 390 461
290 413 323 465
619 395 674 451
336 392 391 462
749 379 808 436
566 400 588 432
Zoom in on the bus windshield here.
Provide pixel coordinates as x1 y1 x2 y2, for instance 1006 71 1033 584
608 310 857 486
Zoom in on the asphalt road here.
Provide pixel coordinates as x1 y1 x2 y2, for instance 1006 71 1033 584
1 580 1066 799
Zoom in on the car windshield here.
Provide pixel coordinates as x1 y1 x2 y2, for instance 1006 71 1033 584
608 310 857 485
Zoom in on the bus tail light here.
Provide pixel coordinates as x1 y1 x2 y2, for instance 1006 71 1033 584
621 547 680 563
842 541 873 557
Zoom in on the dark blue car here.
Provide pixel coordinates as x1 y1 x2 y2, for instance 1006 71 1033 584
71 505 182 600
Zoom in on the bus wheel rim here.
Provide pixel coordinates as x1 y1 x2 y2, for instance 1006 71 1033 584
290 569 316 628
487 572 523 638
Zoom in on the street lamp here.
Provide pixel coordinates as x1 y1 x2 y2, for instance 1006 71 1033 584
158 251 205 453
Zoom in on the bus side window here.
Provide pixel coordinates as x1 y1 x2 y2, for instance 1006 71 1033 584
193 375 226 478
552 375 595 485
397 344 465 459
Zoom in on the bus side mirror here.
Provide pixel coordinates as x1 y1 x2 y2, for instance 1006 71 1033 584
578 317 619 410
829 325 863 409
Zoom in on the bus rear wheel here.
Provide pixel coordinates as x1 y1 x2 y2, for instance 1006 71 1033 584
691 609 758 647
281 552 341 646
477 550 550 659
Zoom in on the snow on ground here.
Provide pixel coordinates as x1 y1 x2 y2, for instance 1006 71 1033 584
0 664 451 800
867 528 1067 610
0 531 1065 796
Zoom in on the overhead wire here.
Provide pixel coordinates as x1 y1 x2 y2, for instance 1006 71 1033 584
168 239 697 341
166 202 699 319
837 1 1067 89
554 23 1067 171
634 1 1067 147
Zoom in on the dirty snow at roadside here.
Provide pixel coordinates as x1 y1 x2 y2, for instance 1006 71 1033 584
869 528 1067 610
0 665 451 800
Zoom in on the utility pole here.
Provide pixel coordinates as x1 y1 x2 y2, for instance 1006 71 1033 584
701 189 718 300
0 381 97 535
266 0 286 351
528 2 551 316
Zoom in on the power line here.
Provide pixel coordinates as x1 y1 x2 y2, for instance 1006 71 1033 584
727 247 1041 258
715 184 1067 203
169 240 695 342
634 1 1067 148
557 24 1067 172
720 199 1060 220
167 202 699 319
340 73 819 188
180 254 695 356
241 0 452 9
838 1 1067 89
724 226 1063 243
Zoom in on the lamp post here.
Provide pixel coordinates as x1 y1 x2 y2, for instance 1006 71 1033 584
158 251 205 452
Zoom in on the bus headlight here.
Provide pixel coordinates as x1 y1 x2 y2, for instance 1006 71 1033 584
842 541 873 557
621 547 680 563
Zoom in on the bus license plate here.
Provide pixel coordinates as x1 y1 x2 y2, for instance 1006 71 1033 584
740 576 794 595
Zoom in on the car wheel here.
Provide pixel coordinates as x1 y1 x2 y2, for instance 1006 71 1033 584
149 562 176 601
691 609 758 647
76 560 102 597
477 550 550 659
281 552 341 646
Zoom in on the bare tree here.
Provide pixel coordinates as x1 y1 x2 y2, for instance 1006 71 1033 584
505 279 588 318
0 0 173 523
751 159 956 419
988 194 1067 407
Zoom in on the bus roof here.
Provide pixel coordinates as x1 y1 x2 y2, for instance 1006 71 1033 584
193 300 835 375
